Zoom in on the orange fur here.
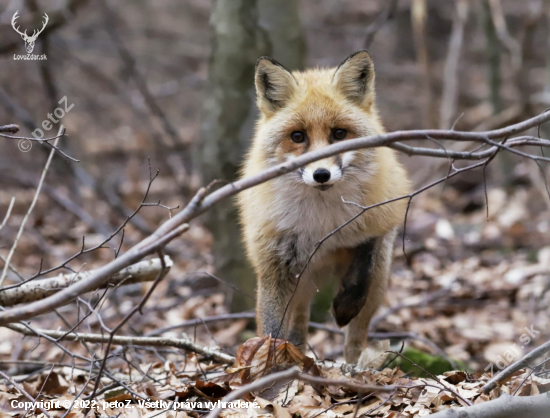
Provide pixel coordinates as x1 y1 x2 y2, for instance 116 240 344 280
237 51 410 365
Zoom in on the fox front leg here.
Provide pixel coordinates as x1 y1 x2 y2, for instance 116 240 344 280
256 275 293 339
256 235 300 340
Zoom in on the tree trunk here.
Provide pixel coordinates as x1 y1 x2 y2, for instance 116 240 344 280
258 0 306 71
200 0 305 312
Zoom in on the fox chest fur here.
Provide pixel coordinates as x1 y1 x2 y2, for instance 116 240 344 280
265 173 372 268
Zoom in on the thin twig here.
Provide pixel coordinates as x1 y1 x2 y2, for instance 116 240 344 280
387 350 472 406
363 0 400 48
87 250 171 403
0 370 52 418
6 322 234 365
0 197 15 234
0 128 61 286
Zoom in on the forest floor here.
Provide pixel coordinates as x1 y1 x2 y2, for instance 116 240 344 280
0 151 549 417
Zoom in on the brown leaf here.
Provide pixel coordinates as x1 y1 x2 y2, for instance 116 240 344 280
255 396 292 418
226 337 320 384
442 371 467 385
193 380 231 400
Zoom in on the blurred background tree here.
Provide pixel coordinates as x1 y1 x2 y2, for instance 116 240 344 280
199 0 305 311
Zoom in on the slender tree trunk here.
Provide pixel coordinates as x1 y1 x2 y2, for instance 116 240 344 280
411 0 436 128
200 0 305 312
483 0 503 115
258 0 306 71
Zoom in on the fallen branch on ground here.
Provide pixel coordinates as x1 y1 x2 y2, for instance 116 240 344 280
145 312 451 365
427 392 550 418
6 319 450 379
204 367 301 418
205 366 409 418
0 256 173 306
6 323 234 365
482 338 550 394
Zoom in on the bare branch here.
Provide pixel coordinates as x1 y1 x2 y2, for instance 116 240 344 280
86 250 171 403
0 128 61 287
388 350 472 406
0 197 15 235
204 367 300 418
390 136 550 159
0 370 52 418
0 256 173 306
6 323 235 365
0 129 67 142
146 312 257 336
363 0 400 49
2 169 111 237
0 124 19 134
297 372 415 393
427 392 550 418
487 0 522 73
0 113 549 325
482 338 550 394
205 366 417 418
0 127 79 162
6 167 175 287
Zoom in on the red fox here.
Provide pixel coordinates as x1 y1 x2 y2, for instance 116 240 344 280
238 51 410 365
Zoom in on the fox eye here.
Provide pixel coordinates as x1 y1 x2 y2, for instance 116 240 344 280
332 128 347 140
290 131 306 143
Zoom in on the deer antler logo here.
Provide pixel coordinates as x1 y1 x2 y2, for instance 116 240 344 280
11 10 49 54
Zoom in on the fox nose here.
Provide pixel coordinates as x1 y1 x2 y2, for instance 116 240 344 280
313 168 331 183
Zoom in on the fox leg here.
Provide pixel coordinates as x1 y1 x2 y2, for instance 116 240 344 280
335 229 396 364
256 235 300 340
287 276 315 349
256 276 293 340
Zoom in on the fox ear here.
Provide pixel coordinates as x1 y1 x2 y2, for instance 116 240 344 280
255 57 297 114
333 50 375 107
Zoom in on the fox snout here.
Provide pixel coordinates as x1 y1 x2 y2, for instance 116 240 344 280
301 160 342 191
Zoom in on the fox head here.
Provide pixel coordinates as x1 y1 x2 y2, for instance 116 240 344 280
254 50 384 191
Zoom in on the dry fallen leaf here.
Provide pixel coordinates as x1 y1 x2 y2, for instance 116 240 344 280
255 396 292 418
225 337 320 384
